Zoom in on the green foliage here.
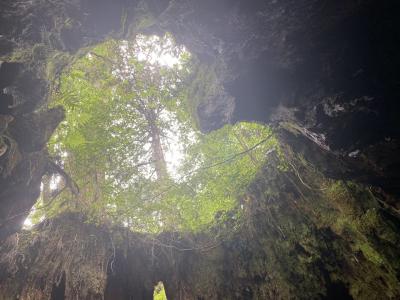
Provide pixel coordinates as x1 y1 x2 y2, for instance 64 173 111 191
37 34 279 233
153 282 167 300
185 59 228 129
176 122 279 230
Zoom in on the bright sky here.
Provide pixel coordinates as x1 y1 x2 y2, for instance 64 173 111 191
134 34 182 67
160 110 197 180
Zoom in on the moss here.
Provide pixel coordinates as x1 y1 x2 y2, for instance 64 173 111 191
357 242 384 265
6 43 71 94
324 181 356 214
45 50 72 95
358 208 380 232
126 2 157 39
7 47 34 64
279 122 303 137
243 150 400 299
187 64 215 126
32 43 49 61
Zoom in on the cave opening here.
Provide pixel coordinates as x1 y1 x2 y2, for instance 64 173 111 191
23 33 278 235
0 1 400 299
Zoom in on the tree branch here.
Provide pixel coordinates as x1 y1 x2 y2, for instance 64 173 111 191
47 160 80 196
89 51 118 67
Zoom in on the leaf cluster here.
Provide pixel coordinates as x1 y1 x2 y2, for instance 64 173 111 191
36 35 281 234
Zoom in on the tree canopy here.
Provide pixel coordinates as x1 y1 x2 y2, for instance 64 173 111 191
29 34 281 233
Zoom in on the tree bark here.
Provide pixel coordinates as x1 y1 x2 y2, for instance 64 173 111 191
147 109 168 181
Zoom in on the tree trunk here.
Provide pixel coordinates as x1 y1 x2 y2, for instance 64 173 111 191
147 109 168 181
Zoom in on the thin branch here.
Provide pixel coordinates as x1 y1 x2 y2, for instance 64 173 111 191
146 134 274 202
89 51 118 67
287 160 328 191
186 133 273 177
47 160 80 196
133 160 157 169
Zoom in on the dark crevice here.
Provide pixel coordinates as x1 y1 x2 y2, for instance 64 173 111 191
50 272 66 300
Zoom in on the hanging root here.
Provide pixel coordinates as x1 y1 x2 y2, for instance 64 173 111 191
0 214 111 299
46 159 79 196
0 134 21 178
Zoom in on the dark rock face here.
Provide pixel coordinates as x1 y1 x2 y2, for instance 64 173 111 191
1 0 399 148
0 60 63 240
0 0 399 299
